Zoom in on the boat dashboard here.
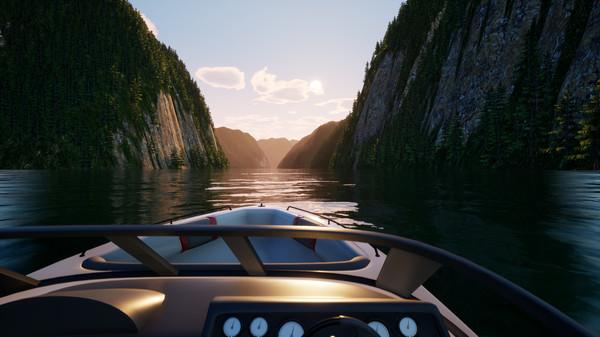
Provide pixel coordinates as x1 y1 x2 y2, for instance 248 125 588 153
0 276 450 337
203 297 448 337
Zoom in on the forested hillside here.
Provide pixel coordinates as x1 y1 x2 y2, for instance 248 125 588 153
215 128 270 168
278 121 345 169
0 0 227 168
331 0 599 170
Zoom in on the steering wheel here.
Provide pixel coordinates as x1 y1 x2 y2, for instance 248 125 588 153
305 315 380 337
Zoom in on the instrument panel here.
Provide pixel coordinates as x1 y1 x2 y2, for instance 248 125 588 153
201 297 450 337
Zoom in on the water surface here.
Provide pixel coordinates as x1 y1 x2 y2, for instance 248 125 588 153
0 169 598 335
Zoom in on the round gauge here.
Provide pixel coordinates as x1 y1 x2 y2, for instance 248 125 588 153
398 317 417 337
223 317 242 337
368 321 390 337
250 317 269 337
278 321 304 337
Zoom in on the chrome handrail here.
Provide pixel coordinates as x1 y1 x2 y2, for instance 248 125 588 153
286 205 380 256
286 205 342 226
155 205 233 224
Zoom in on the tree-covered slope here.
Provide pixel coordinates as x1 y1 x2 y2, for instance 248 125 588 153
257 138 298 168
0 0 227 168
214 128 270 168
278 121 345 169
331 0 599 169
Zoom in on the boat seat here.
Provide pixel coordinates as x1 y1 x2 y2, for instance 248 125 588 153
171 237 323 263
84 208 369 271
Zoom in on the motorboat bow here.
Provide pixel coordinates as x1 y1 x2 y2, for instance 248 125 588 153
0 205 594 337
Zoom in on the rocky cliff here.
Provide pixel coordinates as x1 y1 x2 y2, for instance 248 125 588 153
215 128 270 168
257 138 298 168
332 0 599 169
0 0 226 168
278 121 345 169
114 90 224 169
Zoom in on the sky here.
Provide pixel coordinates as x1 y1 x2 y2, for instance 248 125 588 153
129 1 403 140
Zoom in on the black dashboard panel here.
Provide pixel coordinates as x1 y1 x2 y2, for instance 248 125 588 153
201 297 450 337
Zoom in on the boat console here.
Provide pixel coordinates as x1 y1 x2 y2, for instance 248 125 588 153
203 297 449 337
0 277 448 337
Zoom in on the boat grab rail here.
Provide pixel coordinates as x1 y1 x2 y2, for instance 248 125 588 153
286 206 343 226
286 205 380 257
0 224 593 337
155 206 233 225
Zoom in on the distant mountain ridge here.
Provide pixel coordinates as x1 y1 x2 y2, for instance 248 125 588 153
278 121 345 169
0 0 227 168
257 138 298 168
215 127 270 168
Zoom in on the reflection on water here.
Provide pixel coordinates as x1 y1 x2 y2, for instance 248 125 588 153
0 168 599 335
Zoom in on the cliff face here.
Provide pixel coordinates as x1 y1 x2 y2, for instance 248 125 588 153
278 121 345 169
257 138 298 168
0 0 226 168
112 91 222 169
214 128 270 168
332 0 599 169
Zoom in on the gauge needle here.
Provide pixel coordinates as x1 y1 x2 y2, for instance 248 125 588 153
291 326 295 337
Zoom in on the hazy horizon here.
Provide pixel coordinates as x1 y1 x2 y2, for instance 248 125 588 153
129 0 403 140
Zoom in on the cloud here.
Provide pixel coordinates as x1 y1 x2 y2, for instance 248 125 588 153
316 98 354 115
251 67 324 104
195 66 246 90
140 13 158 37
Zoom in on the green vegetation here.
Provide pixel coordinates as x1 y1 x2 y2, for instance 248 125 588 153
332 0 598 170
572 81 600 169
169 148 184 169
544 94 579 169
0 0 226 168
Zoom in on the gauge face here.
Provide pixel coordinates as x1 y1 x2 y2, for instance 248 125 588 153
398 317 417 337
223 317 242 337
368 321 390 337
250 317 269 337
278 321 304 337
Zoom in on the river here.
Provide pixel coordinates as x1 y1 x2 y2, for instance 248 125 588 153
0 168 598 336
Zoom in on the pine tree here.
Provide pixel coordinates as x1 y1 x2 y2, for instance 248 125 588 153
478 87 507 167
545 94 579 168
446 113 464 165
169 148 184 169
573 80 600 169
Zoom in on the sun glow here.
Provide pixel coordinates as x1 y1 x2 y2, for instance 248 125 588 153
309 80 324 95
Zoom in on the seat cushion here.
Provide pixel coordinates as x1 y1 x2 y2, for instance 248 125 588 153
179 217 217 252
